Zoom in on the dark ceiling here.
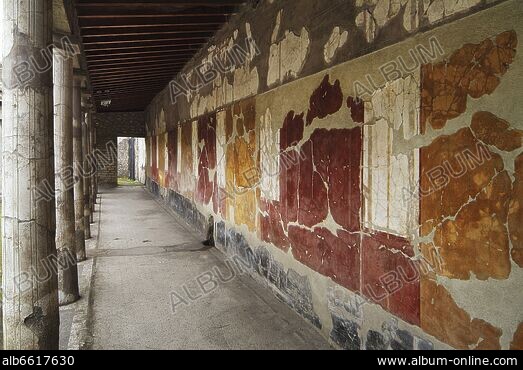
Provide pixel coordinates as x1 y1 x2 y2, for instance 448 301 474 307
76 0 245 112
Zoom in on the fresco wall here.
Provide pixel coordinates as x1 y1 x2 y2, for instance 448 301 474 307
144 0 523 350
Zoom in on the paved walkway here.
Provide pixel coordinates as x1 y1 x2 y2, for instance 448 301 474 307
88 186 331 350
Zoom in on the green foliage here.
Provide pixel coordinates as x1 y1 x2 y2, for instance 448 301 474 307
117 177 142 186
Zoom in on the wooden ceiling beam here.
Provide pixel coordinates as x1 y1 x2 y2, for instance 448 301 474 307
87 59 187 69
76 1 244 7
89 69 182 78
88 56 188 65
92 78 172 89
77 0 244 112
94 89 160 96
91 72 175 83
89 64 184 74
82 29 217 38
92 78 172 87
80 21 223 30
85 47 200 56
83 36 209 46
91 74 175 84
93 84 167 94
82 32 213 44
85 48 199 58
79 15 229 27
83 41 206 51
86 53 194 63
77 8 236 18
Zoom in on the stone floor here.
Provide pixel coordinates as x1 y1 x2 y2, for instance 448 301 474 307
85 186 331 350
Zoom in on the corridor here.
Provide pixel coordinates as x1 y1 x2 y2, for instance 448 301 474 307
88 186 330 350
2 0 522 352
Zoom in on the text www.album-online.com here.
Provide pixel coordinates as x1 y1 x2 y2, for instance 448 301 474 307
377 356 518 366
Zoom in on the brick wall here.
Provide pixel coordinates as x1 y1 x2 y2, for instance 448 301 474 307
96 135 118 186
94 112 145 186
94 111 146 138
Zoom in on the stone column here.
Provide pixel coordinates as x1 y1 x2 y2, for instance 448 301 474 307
81 96 92 239
87 112 94 223
92 126 98 203
73 72 86 261
1 0 59 349
53 43 80 306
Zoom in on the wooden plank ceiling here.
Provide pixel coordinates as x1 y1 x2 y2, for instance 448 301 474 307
76 0 245 112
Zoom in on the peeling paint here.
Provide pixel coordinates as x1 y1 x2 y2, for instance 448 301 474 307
143 0 522 350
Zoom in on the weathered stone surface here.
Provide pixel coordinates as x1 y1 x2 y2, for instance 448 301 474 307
280 111 304 150
280 148 301 227
157 132 167 187
471 111 523 152
324 26 348 64
509 153 523 267
330 315 361 350
178 121 195 197
356 0 484 43
196 114 217 206
306 75 343 126
259 199 289 251
225 138 236 222
362 232 420 325
167 129 178 189
259 108 280 202
347 96 364 124
217 100 259 229
280 268 321 328
72 76 86 262
421 128 500 225
416 337 434 350
362 73 420 237
298 141 329 227
53 46 80 306
289 226 360 292
421 30 517 130
234 190 257 232
233 136 257 188
366 330 388 350
142 4 523 350
276 125 363 234
218 225 321 328
366 322 432 350
224 226 257 269
311 128 362 231
510 323 523 350
1 0 59 349
421 278 502 349
421 127 512 280
151 132 158 181
215 221 227 248
434 171 512 280
268 17 310 87
390 329 414 350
